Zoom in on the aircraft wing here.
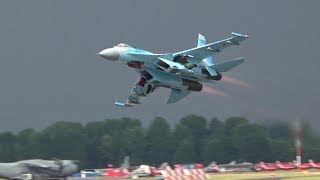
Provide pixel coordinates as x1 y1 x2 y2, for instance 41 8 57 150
22 162 60 172
173 32 249 64
115 76 156 107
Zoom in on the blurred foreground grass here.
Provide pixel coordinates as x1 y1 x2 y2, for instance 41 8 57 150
207 170 320 180
68 170 320 180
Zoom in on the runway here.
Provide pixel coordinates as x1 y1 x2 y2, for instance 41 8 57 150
67 171 320 180
68 177 130 180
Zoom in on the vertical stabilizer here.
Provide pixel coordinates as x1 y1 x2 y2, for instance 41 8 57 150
197 34 207 47
121 156 130 170
198 34 217 76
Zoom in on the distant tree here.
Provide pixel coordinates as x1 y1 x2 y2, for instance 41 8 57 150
121 126 145 165
15 128 39 159
97 134 114 165
174 136 196 163
2 115 320 169
232 124 272 162
224 117 249 136
223 117 249 162
145 117 173 165
84 121 106 168
173 115 207 163
290 121 320 162
96 118 144 167
265 121 292 140
202 118 226 164
37 121 87 167
268 138 294 161
208 118 224 139
264 121 295 161
303 143 320 162
0 132 17 162
86 121 107 140
202 137 226 164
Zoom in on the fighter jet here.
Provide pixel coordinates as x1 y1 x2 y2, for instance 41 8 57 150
0 159 78 179
98 32 249 107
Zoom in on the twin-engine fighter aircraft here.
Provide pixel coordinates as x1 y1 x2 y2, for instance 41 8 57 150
99 32 249 107
0 159 78 179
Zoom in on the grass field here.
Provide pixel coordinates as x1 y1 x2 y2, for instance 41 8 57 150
207 170 320 180
69 170 320 180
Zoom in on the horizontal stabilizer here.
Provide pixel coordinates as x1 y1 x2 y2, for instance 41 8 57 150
212 57 244 72
167 89 191 104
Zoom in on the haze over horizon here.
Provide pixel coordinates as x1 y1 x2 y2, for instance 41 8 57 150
1 1 320 131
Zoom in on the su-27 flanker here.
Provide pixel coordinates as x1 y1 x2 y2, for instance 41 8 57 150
99 32 249 107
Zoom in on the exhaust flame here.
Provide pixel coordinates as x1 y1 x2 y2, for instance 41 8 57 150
222 75 254 89
202 85 230 97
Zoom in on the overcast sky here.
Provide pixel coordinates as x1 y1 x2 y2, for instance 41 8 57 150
1 1 320 131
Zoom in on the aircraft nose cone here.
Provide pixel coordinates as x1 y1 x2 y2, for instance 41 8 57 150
98 48 120 61
61 164 78 176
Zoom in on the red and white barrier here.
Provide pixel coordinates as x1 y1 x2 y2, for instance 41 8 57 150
160 166 208 180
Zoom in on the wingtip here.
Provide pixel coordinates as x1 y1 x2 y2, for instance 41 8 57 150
115 102 128 107
115 102 133 107
232 32 250 38
239 58 245 64
238 57 245 61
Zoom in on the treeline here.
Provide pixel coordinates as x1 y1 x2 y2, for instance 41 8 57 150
0 115 320 168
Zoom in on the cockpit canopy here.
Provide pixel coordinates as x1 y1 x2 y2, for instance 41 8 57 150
115 43 131 48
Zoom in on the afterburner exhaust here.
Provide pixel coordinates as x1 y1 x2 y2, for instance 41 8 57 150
202 85 229 97
222 75 254 89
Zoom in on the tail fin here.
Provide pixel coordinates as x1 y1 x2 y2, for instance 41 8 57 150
121 156 130 169
197 34 207 47
198 34 217 76
158 162 169 170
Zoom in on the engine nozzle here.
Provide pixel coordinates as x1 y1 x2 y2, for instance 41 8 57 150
182 79 203 91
